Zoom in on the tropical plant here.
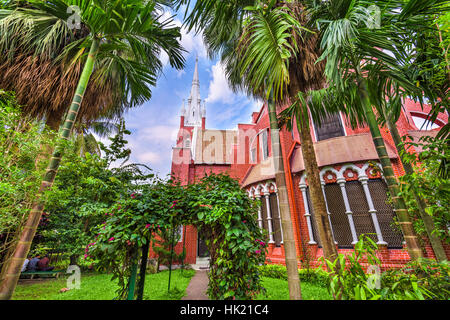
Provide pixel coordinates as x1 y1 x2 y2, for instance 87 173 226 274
71 120 119 157
322 235 447 300
0 0 185 300
381 258 450 300
378 88 447 262
0 0 182 130
398 135 450 247
306 0 449 261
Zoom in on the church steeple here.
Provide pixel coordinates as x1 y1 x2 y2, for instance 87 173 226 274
184 56 204 127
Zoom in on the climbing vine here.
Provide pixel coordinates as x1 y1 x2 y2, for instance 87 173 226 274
88 173 268 300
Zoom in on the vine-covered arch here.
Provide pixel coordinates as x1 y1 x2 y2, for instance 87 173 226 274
88 173 268 300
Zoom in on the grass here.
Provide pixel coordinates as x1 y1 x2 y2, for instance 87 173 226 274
12 269 331 300
12 269 196 300
255 277 332 300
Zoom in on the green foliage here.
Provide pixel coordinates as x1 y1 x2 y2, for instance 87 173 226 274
31 121 153 263
0 91 52 231
321 235 384 300
398 136 450 243
89 173 267 300
190 174 268 300
382 259 450 300
322 235 449 300
0 91 57 271
257 264 330 287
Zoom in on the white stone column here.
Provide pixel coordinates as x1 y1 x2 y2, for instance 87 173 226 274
275 191 284 244
264 193 275 244
256 194 264 230
359 176 387 245
337 178 358 244
321 182 338 244
299 183 316 245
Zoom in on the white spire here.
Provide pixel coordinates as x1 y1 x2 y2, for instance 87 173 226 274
185 56 203 127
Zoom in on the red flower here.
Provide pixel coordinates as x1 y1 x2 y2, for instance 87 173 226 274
108 237 115 242
145 224 151 229
130 193 136 199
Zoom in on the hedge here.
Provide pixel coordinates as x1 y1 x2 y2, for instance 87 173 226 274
258 264 330 287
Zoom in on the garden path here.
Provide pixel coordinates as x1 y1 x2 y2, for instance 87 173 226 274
182 270 209 300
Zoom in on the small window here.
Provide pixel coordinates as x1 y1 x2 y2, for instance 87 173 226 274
250 148 257 163
184 138 191 148
412 116 440 130
260 129 269 160
314 113 345 141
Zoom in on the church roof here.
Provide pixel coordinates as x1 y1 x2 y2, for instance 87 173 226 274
241 133 398 188
240 157 276 188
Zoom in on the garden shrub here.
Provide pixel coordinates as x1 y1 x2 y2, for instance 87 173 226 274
89 173 268 300
322 235 450 300
381 258 450 300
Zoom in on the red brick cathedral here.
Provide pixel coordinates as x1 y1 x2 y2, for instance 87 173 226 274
169 59 449 269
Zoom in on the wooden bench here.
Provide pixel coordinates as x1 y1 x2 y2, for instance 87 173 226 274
20 270 65 280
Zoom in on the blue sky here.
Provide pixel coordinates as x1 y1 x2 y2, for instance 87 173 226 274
115 11 261 177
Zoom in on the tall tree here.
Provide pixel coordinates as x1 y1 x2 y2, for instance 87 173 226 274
178 0 342 299
0 0 185 300
0 1 127 131
308 0 448 260
381 94 447 262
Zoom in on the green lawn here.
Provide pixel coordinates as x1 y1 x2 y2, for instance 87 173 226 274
12 270 330 300
256 277 332 300
12 269 196 300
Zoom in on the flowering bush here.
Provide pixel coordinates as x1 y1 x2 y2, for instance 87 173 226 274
88 173 267 300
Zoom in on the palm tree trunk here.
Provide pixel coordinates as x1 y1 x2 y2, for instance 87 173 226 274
295 104 339 265
358 79 423 261
0 38 100 300
382 106 447 262
267 95 302 300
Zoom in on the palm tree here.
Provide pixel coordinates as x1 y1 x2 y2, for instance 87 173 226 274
0 0 185 300
72 120 120 157
178 0 342 299
0 0 183 132
380 93 447 262
307 0 448 260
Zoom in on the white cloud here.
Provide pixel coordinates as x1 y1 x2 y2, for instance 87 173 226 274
136 151 162 164
158 12 207 65
179 26 207 59
205 61 235 104
139 125 178 140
